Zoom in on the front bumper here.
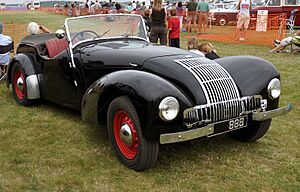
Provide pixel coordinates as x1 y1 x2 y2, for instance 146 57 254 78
160 103 292 144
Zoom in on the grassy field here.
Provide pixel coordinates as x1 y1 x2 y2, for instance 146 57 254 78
0 11 299 191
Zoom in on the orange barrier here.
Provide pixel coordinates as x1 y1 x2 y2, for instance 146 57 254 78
2 22 27 52
190 13 287 47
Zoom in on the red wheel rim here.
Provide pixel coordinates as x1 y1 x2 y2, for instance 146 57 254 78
113 110 138 159
13 67 26 100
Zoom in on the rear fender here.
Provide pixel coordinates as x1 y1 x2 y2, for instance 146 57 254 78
7 53 43 99
81 70 192 141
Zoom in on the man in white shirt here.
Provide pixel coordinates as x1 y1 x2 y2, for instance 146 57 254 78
0 23 12 78
132 1 137 9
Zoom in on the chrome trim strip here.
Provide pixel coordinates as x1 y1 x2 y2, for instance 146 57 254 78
252 103 293 121
26 74 40 99
160 124 214 144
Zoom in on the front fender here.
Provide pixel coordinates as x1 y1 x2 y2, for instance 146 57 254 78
215 56 280 96
81 70 193 141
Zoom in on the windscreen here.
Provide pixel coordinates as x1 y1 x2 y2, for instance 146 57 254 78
65 14 147 45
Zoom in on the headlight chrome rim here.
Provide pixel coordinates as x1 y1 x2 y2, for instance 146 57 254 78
159 96 180 121
267 78 281 100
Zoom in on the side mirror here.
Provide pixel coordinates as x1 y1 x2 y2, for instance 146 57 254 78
55 29 65 39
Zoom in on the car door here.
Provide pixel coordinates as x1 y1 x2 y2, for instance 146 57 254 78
42 48 83 110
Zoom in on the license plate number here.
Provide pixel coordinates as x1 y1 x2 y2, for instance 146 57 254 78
228 117 247 130
212 116 248 136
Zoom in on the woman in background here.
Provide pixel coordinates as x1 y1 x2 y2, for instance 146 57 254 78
150 0 167 45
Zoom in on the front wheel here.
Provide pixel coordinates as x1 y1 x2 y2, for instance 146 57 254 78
228 118 272 142
107 96 159 171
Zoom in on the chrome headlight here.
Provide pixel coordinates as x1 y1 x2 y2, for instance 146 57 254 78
267 78 281 99
159 97 180 121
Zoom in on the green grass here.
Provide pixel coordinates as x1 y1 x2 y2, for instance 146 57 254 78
0 11 299 191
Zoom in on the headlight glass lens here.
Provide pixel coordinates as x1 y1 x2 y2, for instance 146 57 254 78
267 78 281 99
159 97 180 121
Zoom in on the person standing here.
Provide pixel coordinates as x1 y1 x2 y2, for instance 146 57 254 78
94 0 101 14
197 0 209 34
186 0 198 33
143 9 151 32
132 1 137 9
168 9 180 48
236 0 252 41
115 2 122 12
176 1 185 31
150 0 167 45
126 2 134 13
140 2 147 12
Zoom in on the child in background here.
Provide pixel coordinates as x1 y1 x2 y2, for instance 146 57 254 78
168 9 181 48
187 37 205 56
198 42 220 60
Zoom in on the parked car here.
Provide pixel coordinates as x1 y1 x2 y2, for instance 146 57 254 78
210 2 239 25
252 0 300 26
7 14 292 171
33 1 40 9
0 2 6 10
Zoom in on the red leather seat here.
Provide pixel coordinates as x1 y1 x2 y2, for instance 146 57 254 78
45 38 68 58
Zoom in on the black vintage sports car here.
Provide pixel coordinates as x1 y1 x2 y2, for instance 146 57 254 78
7 14 292 171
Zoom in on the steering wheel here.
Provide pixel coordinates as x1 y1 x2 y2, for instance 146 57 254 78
71 30 98 43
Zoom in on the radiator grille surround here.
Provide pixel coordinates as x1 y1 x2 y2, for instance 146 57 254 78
183 96 262 128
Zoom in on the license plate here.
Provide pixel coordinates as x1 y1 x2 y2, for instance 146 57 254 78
211 116 248 136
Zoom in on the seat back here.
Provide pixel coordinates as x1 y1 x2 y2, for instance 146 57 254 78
286 9 298 34
0 41 14 54
45 38 68 58
288 9 298 23
0 41 13 81
291 36 300 47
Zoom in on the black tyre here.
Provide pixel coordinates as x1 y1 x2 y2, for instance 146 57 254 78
11 62 35 106
217 16 227 26
228 118 272 142
107 96 159 171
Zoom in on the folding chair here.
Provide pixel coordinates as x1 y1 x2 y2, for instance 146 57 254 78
0 41 14 81
286 9 298 35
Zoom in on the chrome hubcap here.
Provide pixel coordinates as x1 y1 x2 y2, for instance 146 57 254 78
16 77 24 92
120 123 133 146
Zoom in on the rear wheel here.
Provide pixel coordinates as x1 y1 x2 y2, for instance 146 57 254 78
11 62 34 106
107 96 159 171
228 118 272 142
217 16 227 26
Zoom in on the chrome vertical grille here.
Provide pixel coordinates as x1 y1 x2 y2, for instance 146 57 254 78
174 57 240 104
